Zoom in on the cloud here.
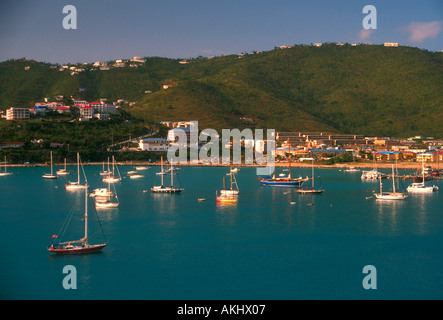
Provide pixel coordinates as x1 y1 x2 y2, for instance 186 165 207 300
358 29 375 43
405 21 442 43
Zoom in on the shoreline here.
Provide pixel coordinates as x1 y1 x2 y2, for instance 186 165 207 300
3 161 440 170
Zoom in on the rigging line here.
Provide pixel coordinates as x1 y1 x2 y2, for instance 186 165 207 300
54 196 80 243
92 203 107 243
79 155 88 185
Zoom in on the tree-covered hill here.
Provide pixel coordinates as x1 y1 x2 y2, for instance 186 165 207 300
1 44 442 137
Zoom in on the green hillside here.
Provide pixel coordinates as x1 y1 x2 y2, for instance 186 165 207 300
1 44 442 137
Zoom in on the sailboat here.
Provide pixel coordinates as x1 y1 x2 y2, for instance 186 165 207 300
56 158 70 175
407 160 439 193
220 167 239 196
375 165 408 200
99 158 112 176
93 181 119 208
42 151 58 179
258 142 309 187
48 183 107 254
155 158 167 175
65 153 86 190
361 152 386 180
102 156 121 183
297 160 324 194
0 157 13 176
151 158 183 193
217 167 239 203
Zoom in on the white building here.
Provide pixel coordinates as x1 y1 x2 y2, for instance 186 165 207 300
139 138 170 151
384 42 399 47
6 107 30 120
79 106 93 120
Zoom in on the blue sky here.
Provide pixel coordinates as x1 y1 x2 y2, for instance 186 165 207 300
0 0 442 63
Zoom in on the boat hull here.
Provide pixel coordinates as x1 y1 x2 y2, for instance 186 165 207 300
375 193 408 200
42 174 58 179
48 244 106 254
297 188 324 194
95 202 119 208
259 178 305 187
151 186 183 193
0 172 13 176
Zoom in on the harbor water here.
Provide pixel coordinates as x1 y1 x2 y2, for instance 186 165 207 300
0 166 442 299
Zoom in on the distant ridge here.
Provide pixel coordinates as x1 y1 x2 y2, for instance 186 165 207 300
1 43 442 137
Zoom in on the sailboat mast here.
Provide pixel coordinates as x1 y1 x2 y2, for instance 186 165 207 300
288 140 292 179
77 153 80 183
50 151 53 175
171 160 174 187
84 183 88 244
161 157 164 186
312 159 314 188
392 165 395 193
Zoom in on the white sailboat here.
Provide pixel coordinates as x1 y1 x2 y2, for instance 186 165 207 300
151 158 183 193
99 158 112 176
219 167 239 196
375 165 408 200
0 157 13 176
297 160 324 194
65 153 87 190
361 153 385 180
93 181 119 208
102 156 121 183
407 160 439 193
42 151 58 179
216 167 239 203
56 158 70 175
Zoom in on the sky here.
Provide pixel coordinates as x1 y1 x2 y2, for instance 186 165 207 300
0 0 442 64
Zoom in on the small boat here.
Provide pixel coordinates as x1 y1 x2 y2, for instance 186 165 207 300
151 158 184 193
100 158 112 176
297 160 324 194
407 160 439 193
65 153 87 190
344 167 360 172
0 157 13 176
102 156 121 183
135 166 149 171
93 182 119 208
216 167 239 202
48 183 107 254
127 170 138 175
259 145 309 187
375 165 408 200
220 167 239 196
216 193 238 203
129 174 144 179
56 158 70 175
42 151 58 179
198 198 206 201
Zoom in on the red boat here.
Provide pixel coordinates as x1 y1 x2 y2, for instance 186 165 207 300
48 243 106 254
49 178 107 255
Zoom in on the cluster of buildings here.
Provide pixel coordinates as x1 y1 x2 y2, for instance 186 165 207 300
1 98 117 121
73 100 117 121
274 131 443 163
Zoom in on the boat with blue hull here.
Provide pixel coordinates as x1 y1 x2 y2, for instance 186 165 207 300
258 142 309 187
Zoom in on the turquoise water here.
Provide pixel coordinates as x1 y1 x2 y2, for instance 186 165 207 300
0 166 442 299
